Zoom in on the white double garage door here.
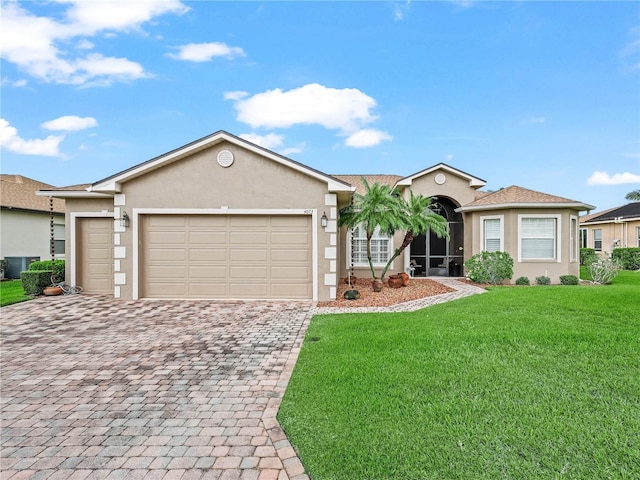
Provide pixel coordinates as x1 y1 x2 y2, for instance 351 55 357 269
80 214 313 299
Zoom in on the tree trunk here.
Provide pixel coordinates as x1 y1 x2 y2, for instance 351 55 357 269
366 231 377 279
380 231 414 281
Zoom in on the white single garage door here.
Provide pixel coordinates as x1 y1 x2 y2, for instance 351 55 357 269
141 215 312 299
77 217 114 294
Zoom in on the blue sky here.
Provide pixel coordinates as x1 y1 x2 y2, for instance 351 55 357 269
1 0 639 212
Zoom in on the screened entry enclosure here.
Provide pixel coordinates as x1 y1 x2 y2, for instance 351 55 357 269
409 197 464 277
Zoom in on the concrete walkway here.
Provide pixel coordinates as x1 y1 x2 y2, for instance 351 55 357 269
1 279 483 480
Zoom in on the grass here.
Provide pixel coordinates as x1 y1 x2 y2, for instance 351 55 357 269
279 271 640 479
0 279 31 307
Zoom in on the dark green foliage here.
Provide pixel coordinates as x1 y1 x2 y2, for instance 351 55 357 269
580 248 598 266
28 260 65 282
20 270 54 295
464 251 514 284
515 276 530 285
611 248 640 270
535 275 551 285
559 275 579 285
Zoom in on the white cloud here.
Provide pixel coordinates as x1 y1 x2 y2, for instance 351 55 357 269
344 129 393 148
620 26 640 72
227 83 389 148
168 42 246 62
0 119 63 156
521 116 546 125
393 1 411 21
42 116 98 131
587 170 640 186
280 145 304 156
0 0 188 86
239 132 284 150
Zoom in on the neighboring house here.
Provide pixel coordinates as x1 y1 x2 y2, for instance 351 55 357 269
42 130 594 301
1 175 66 278
579 202 640 253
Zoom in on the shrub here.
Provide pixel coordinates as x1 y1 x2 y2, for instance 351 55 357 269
464 251 514 285
580 248 598 266
20 270 54 295
29 260 65 282
611 248 640 270
535 276 551 286
589 256 620 285
515 276 530 285
559 275 579 285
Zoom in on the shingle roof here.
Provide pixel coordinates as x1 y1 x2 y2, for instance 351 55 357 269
463 185 585 207
1 175 65 213
332 175 404 195
580 202 640 224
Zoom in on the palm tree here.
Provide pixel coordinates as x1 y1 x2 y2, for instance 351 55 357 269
379 191 449 281
338 179 405 281
625 189 640 201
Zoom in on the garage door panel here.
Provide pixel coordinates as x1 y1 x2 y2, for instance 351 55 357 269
142 214 312 299
189 266 226 278
189 231 226 244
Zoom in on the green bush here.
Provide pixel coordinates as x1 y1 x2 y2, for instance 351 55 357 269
535 276 551 285
611 248 640 270
580 248 598 266
29 260 65 282
515 276 530 285
559 275 579 285
464 251 514 285
20 270 54 295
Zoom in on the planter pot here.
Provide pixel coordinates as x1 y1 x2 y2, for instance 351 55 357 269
372 279 384 292
388 275 403 289
398 272 410 286
43 286 63 296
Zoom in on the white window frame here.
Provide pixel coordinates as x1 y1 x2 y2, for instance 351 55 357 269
480 215 504 252
637 227 640 248
346 224 393 268
518 214 561 263
570 216 578 263
579 228 588 249
593 228 602 252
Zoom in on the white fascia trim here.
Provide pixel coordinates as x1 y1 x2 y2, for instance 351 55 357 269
457 202 594 213
91 131 352 193
69 211 115 288
396 164 486 188
581 216 640 225
517 213 562 263
37 190 113 199
131 208 319 302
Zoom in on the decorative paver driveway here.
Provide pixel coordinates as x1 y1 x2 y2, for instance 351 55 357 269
1 296 313 480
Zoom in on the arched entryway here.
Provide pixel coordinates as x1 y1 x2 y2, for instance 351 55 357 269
409 197 464 277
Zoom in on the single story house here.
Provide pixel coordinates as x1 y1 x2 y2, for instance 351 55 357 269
41 130 594 301
1 174 65 278
580 202 640 253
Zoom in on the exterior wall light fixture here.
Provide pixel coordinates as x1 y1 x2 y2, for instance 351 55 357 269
320 212 328 228
119 211 130 228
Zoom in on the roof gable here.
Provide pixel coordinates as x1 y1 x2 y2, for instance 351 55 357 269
332 174 403 195
1 175 65 213
396 163 486 188
89 130 353 194
456 185 595 212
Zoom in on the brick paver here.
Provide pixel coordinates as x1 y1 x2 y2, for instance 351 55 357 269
1 278 481 480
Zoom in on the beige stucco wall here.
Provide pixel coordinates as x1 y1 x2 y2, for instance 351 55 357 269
0 210 65 275
407 170 478 207
466 208 581 283
66 141 337 301
580 220 640 253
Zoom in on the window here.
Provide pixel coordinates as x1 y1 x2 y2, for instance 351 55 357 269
570 216 578 262
347 225 391 267
593 229 602 252
481 216 503 252
53 223 65 255
637 227 640 247
579 228 588 249
519 215 560 261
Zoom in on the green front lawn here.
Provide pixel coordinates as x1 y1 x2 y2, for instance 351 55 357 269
279 271 640 479
0 279 31 307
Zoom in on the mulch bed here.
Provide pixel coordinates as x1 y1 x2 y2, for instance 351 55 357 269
316 277 456 308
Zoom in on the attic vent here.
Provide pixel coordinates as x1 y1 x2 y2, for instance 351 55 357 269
217 150 234 168
434 173 446 185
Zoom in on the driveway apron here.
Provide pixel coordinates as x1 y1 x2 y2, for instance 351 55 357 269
1 296 313 480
